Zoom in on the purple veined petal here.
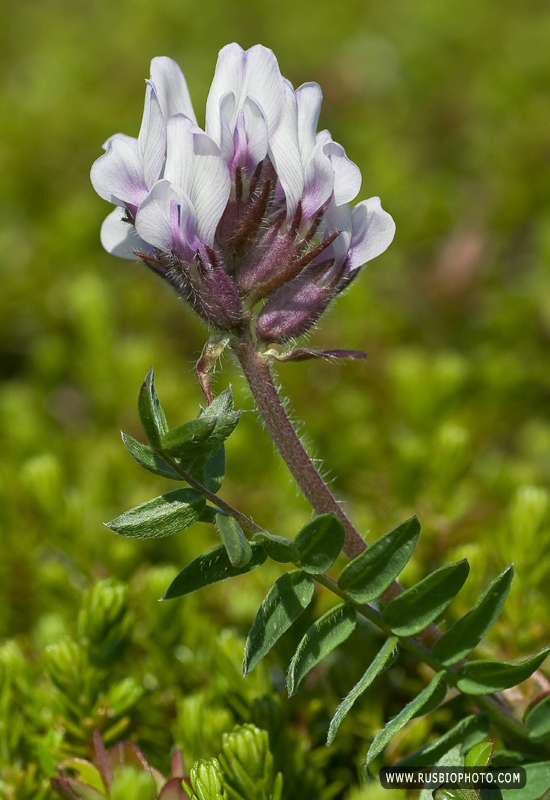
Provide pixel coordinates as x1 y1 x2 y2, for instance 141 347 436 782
321 202 353 265
321 135 362 206
347 196 396 271
269 81 304 217
149 56 197 123
295 82 323 164
100 207 151 260
205 43 246 141
301 136 335 220
138 83 167 190
191 131 231 244
235 98 268 172
239 44 285 132
206 43 285 143
165 115 231 245
91 136 147 207
135 179 199 261
217 91 237 162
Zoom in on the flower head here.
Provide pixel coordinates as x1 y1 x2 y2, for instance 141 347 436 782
91 44 395 340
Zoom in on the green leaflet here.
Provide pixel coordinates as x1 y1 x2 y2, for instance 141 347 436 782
202 386 235 416
396 713 490 767
337 517 420 602
161 417 218 457
382 559 470 636
162 543 267 600
193 446 226 494
253 532 299 563
242 571 315 675
432 565 514 665
106 488 206 539
464 741 494 768
138 369 169 447
327 637 400 745
215 513 252 568
456 646 550 694
294 514 345 574
363 671 448 768
287 603 357 696
525 694 550 741
122 433 182 480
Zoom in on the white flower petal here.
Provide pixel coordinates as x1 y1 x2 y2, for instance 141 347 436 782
164 116 230 246
322 137 362 206
164 114 198 193
206 43 284 144
205 43 246 143
90 136 146 207
295 82 323 164
139 84 167 189
100 207 148 259
150 56 197 123
241 97 269 168
135 179 199 260
269 81 304 217
348 197 396 271
322 203 353 264
190 132 231 244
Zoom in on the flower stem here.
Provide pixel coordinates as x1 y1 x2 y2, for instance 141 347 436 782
235 328 367 560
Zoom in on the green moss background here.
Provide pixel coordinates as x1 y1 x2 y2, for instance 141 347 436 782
1 0 550 795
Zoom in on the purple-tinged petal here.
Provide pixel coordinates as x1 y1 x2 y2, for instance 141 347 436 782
239 97 269 170
91 136 147 207
295 82 323 163
205 43 246 140
150 56 197 123
101 132 135 151
322 136 361 206
301 137 334 219
165 115 230 245
139 84 166 189
269 81 304 217
321 202 353 265
347 196 396 271
206 43 284 145
217 91 237 163
100 207 150 260
135 180 199 261
240 44 285 132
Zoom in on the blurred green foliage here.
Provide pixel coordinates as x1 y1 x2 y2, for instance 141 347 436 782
1 0 550 795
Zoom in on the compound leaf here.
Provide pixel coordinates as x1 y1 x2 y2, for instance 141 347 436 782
382 559 470 636
337 517 420 602
253 532 299 563
364 671 448 767
138 369 169 447
432 565 514 665
106 489 205 539
122 433 181 480
294 514 345 574
162 543 267 600
396 714 490 767
327 637 400 745
287 603 356 695
243 571 315 675
456 647 550 694
215 513 252 568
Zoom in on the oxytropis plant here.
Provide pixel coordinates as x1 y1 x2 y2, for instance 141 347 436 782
91 43 550 784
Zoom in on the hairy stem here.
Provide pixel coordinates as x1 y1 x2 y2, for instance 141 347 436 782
235 328 367 560
234 327 443 646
